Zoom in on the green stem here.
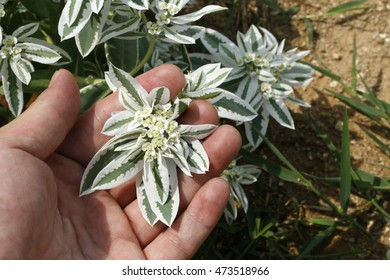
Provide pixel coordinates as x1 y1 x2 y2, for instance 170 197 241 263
130 35 156 76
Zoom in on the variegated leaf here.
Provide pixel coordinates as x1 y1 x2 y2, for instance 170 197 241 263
1 61 24 116
186 139 209 174
201 28 235 58
80 132 142 195
163 26 197 44
243 25 265 53
180 124 217 140
236 75 258 102
120 0 149 10
58 1 92 40
239 165 261 184
147 87 170 105
9 59 31 85
91 0 105 14
20 37 71 65
137 183 158 226
265 99 295 129
171 5 227 24
19 42 62 64
287 96 311 108
90 147 144 192
213 90 258 121
171 142 192 176
231 181 249 213
154 160 180 227
102 110 134 136
62 0 83 26
224 195 238 225
143 156 171 204
105 63 148 111
75 0 110 57
99 16 140 44
244 106 269 148
184 88 223 103
12 23 39 39
218 43 240 67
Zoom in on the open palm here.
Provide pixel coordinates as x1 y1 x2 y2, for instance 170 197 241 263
0 65 241 259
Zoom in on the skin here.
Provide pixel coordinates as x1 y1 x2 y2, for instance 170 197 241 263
0 65 242 259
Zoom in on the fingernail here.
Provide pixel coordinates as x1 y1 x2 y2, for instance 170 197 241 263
49 70 61 87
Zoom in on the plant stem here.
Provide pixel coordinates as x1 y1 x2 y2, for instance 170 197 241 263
130 35 156 76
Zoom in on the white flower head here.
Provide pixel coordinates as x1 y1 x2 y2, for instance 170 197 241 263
0 23 64 116
202 25 315 148
80 63 217 227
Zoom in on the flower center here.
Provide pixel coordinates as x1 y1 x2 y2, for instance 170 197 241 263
136 104 180 161
0 35 21 60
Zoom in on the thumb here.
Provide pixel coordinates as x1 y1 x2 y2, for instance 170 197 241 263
0 70 80 159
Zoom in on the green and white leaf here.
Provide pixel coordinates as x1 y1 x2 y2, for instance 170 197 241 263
144 157 171 205
163 25 203 44
20 38 71 65
9 58 31 85
102 110 135 136
90 147 144 193
12 23 39 39
62 0 84 26
201 28 235 59
105 63 148 111
186 140 209 174
245 106 270 148
231 181 249 213
1 61 24 116
180 124 217 140
120 0 149 10
213 90 258 121
99 16 140 44
224 195 238 225
75 0 110 57
19 42 62 64
265 99 295 129
91 0 105 14
59 1 92 40
171 5 227 25
137 183 158 226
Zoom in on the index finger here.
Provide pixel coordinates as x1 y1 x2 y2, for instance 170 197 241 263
57 64 186 166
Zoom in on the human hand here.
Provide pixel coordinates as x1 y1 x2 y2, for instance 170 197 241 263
0 65 241 259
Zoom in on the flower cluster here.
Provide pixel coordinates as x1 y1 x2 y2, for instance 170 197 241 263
0 22 67 116
202 25 314 148
58 0 226 56
81 63 217 226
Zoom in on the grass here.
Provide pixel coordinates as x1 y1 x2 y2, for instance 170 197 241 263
195 0 390 260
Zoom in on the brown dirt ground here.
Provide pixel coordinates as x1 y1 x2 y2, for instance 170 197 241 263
198 0 390 259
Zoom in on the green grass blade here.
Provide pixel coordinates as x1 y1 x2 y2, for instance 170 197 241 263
327 89 383 121
359 125 390 157
312 119 341 162
240 149 304 185
297 225 336 259
351 34 357 96
340 110 352 212
326 0 368 16
305 18 314 48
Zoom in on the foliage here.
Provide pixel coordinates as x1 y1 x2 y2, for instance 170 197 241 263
0 0 388 259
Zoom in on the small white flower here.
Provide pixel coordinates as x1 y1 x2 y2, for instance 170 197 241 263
146 21 163 35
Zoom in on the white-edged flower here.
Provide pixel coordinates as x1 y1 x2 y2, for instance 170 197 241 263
201 25 314 149
181 63 258 122
0 23 65 116
221 160 261 224
80 63 217 227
